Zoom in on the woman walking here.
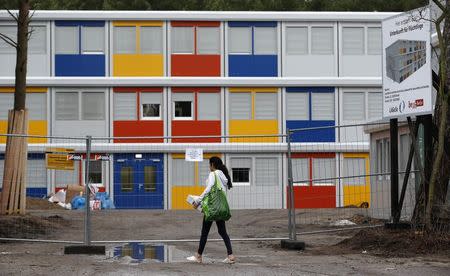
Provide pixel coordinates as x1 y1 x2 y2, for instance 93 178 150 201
187 156 235 264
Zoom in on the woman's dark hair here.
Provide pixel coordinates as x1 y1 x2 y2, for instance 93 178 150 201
209 156 232 189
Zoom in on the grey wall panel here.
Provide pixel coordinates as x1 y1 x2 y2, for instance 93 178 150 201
341 55 381 77
53 121 107 137
284 55 336 77
227 186 282 209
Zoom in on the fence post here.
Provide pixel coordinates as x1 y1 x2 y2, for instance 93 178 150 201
84 135 92 246
286 129 297 240
390 119 399 223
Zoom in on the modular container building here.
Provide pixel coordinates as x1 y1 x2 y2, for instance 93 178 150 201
0 10 398 209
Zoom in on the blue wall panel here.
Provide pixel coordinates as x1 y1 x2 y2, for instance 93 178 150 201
55 55 105 76
287 120 335 142
229 55 277 77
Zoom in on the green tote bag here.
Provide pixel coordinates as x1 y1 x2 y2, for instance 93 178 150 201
202 172 232 222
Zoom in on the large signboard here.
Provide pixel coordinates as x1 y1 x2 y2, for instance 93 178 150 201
382 6 432 118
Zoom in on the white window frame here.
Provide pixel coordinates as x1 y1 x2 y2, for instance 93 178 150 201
81 26 105 55
285 25 308 55
113 92 137 121
341 89 367 122
113 26 137 54
196 26 220 55
55 25 79 55
140 92 162 121
292 158 310 187
172 93 194 120
140 26 163 54
54 90 106 121
310 26 334 55
253 26 277 55
311 157 336 186
171 26 195 54
229 156 252 186
228 26 252 55
340 23 382 56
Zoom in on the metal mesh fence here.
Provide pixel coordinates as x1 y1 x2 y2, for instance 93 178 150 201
287 121 419 236
0 121 421 243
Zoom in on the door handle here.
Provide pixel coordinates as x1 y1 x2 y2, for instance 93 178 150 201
139 184 143 190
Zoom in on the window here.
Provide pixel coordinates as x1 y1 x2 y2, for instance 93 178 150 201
286 27 307 55
141 93 162 119
120 166 133 192
229 92 251 120
286 93 309 120
228 27 251 54
55 91 105 121
343 92 365 121
144 166 157 191
82 92 105 120
198 93 220 120
141 26 163 54
172 159 195 186
343 27 364 55
292 158 309 185
312 158 336 185
231 158 251 184
171 27 194 54
27 93 46 120
367 27 381 55
173 93 194 119
255 158 278 186
114 26 136 54
0 26 16 54
197 27 220 54
368 92 382 119
254 27 277 55
0 93 14 120
55 26 79 54
114 93 136 120
311 93 334 120
255 93 277 120
311 27 333 55
343 158 366 185
29 26 46 54
81 26 104 54
88 161 102 184
55 92 79 120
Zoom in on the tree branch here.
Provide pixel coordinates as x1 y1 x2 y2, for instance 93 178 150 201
0 32 17 48
6 8 18 22
431 0 447 14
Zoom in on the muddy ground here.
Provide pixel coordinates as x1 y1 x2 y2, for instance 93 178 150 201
0 202 449 275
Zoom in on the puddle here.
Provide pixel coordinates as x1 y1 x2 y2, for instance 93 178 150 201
106 243 204 263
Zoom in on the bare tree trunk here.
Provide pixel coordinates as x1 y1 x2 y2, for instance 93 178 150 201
14 0 30 111
0 0 30 215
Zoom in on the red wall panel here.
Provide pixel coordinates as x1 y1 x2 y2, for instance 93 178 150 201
287 186 336 209
114 121 164 143
171 55 220 76
172 121 221 143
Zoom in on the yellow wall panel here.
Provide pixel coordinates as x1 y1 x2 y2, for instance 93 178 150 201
229 120 279 142
0 120 47 143
113 54 164 76
342 153 370 207
0 87 46 93
172 186 205 210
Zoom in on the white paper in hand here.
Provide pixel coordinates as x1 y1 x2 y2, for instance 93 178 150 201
186 195 202 211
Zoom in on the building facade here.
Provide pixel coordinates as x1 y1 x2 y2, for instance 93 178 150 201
0 10 397 209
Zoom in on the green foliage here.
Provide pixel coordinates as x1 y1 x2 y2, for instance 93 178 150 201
0 0 430 12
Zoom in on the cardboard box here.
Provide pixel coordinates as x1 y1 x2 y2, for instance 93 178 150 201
65 185 84 204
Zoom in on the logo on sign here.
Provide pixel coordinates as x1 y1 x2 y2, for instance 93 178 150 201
67 154 82 161
94 154 110 161
408 99 424 109
399 101 406 113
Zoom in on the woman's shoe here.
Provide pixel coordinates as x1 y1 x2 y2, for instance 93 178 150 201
187 254 202 263
222 256 235 264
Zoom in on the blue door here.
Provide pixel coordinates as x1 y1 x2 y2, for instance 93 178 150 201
114 154 164 209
